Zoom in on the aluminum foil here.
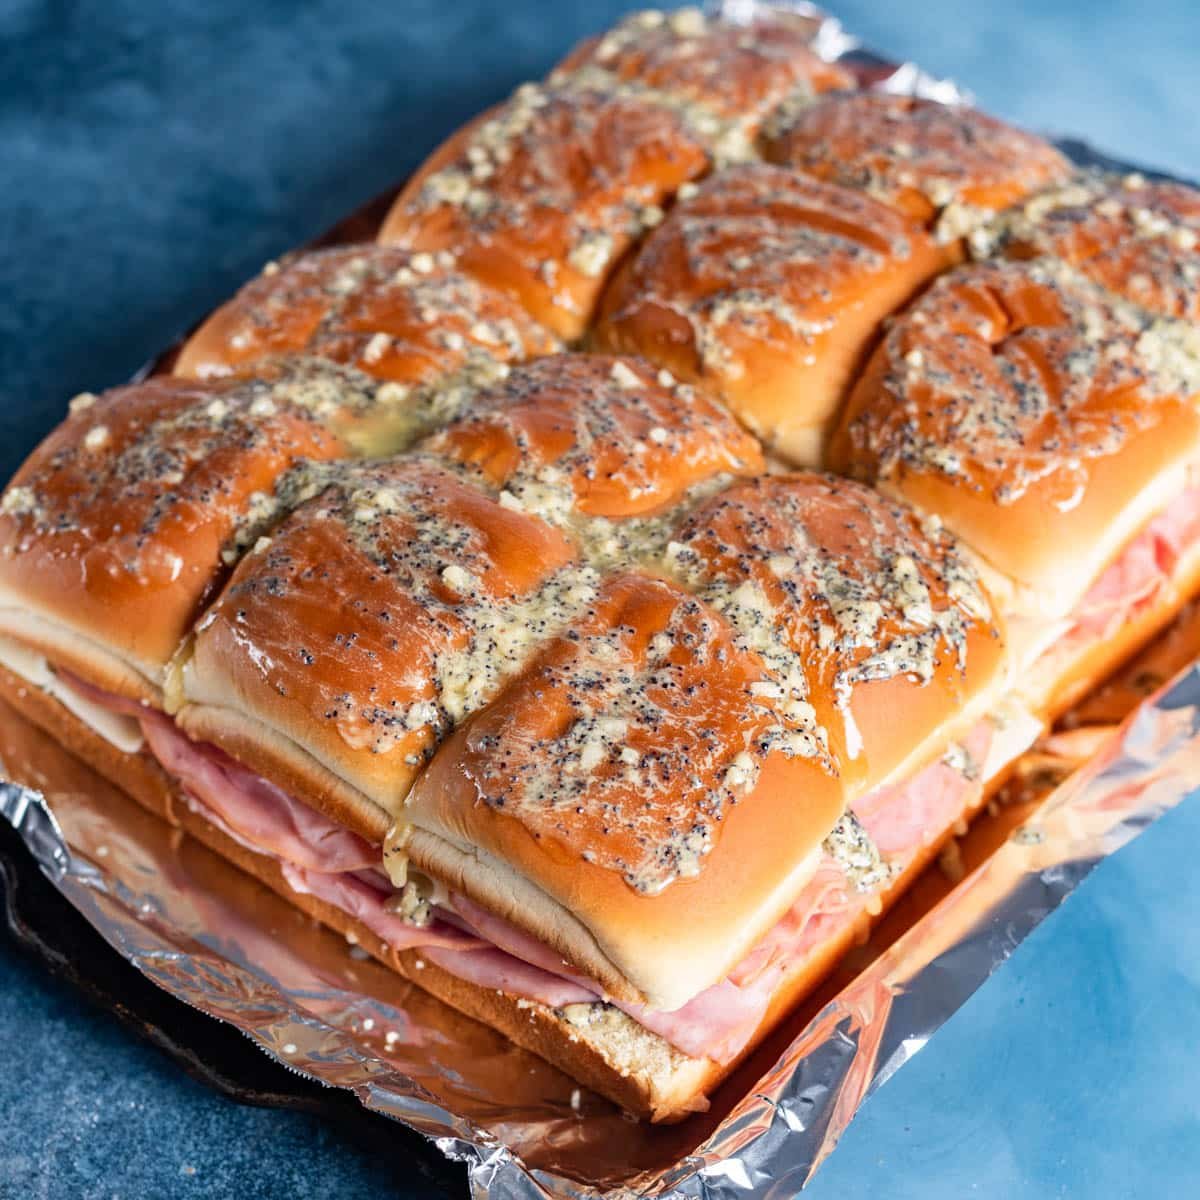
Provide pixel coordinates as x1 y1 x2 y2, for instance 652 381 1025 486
3 3 1198 1196
4 650 1200 1197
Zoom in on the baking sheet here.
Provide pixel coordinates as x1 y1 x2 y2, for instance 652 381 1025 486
3 1 1199 1195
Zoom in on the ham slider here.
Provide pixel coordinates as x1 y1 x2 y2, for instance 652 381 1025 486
827 255 1200 716
395 472 1006 1115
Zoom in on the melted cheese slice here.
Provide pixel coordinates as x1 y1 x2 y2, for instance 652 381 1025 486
0 636 145 754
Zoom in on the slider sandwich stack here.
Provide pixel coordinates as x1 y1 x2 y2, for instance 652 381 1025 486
3 7 1200 1120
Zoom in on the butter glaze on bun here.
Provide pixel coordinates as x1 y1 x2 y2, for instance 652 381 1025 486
594 163 950 464
828 258 1200 623
175 243 557 386
553 6 850 140
762 92 1071 239
972 171 1200 320
378 80 711 340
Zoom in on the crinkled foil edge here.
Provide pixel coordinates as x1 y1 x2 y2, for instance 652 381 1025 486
4 2 1198 1196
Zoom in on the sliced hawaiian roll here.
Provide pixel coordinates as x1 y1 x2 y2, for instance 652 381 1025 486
174 243 557 410
971 171 1200 319
828 257 1200 714
171 354 763 842
762 91 1071 243
0 360 393 714
593 162 947 464
552 5 852 156
376 78 712 340
172 456 582 842
396 569 847 1014
395 474 1006 1014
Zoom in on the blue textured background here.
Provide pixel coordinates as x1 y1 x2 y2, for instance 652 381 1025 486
2 2 1199 1196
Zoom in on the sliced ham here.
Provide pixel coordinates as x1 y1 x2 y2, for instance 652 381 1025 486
278 862 482 953
1061 483 1200 645
613 861 860 1063
51 665 999 1062
450 892 601 985
139 710 379 874
852 720 992 859
453 865 864 1064
423 946 597 1008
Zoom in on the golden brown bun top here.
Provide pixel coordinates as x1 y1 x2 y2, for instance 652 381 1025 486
828 258 1200 613
377 79 711 339
593 163 946 460
421 353 763 520
174 244 558 383
666 472 1005 790
554 6 850 134
181 353 762 815
0 362 371 692
182 456 579 811
763 93 1071 236
972 171 1200 320
403 570 847 1007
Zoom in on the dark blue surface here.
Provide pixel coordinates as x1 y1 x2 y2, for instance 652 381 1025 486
2 2 1199 1196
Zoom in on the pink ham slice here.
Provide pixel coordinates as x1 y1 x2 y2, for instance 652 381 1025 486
1058 483 1200 646
423 946 597 1008
852 720 992 858
51 669 1003 1063
451 872 858 1064
139 710 379 874
279 862 483 953
613 862 860 1062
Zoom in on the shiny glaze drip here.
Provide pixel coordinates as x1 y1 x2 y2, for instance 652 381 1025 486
822 811 893 893
762 92 1070 240
837 258 1200 509
971 170 1200 319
